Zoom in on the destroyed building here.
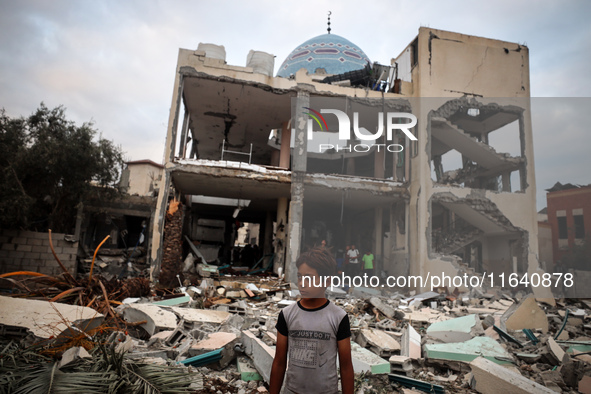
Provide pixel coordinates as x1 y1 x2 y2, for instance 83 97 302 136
546 182 591 267
149 27 540 287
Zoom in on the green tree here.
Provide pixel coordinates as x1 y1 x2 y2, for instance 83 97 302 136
0 104 125 233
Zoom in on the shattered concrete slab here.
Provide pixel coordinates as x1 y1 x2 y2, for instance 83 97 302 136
539 370 565 392
58 346 91 369
503 295 548 333
189 332 239 368
369 297 395 318
426 314 484 343
241 330 275 383
403 307 450 323
356 328 400 357
0 295 103 339
547 337 567 365
169 307 230 328
349 341 390 374
424 336 513 365
469 356 555 394
118 303 177 336
401 324 421 359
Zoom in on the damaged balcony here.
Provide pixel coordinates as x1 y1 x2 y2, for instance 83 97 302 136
430 101 526 192
173 72 296 168
431 195 526 275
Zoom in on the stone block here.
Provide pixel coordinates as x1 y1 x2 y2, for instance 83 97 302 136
170 307 230 328
27 238 43 246
32 245 48 253
469 356 555 394
426 314 484 343
118 304 177 336
401 324 421 359
502 296 548 333
389 355 413 375
356 328 400 357
147 330 174 346
1 243 15 251
369 297 395 318
241 330 275 383
349 341 390 374
12 237 28 245
547 337 566 365
28 231 50 239
58 346 91 369
16 244 32 252
8 251 24 259
189 332 239 368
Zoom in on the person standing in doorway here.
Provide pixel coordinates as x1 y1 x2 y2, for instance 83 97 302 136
346 245 360 278
362 250 374 278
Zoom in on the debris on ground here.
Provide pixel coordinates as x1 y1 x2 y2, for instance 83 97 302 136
2 240 591 394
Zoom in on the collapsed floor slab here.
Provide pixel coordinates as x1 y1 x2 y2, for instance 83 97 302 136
424 336 512 365
469 356 555 394
426 314 484 343
0 295 103 339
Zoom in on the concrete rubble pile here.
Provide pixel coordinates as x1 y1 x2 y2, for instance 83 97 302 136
2 274 591 393
78 245 149 280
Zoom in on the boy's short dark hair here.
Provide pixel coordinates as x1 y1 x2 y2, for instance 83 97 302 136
296 246 337 277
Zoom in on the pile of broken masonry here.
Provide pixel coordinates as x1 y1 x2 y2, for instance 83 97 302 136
2 271 591 394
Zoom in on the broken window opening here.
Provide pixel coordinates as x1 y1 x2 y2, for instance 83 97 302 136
558 216 568 240
574 214 585 240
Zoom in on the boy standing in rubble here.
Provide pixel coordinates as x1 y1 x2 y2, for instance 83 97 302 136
269 247 354 394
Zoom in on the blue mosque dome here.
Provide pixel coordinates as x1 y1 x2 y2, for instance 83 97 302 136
276 33 371 78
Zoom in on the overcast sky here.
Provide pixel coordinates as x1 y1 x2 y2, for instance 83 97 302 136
1 0 589 209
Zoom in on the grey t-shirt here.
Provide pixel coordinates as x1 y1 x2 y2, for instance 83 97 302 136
276 300 351 394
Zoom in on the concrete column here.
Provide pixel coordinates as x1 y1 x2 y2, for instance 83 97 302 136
285 88 309 283
166 74 184 163
501 172 511 192
346 158 355 175
404 134 410 182
392 134 400 182
263 210 273 256
274 197 288 274
150 169 171 281
374 207 383 273
279 121 291 169
374 137 385 179
150 67 185 281
270 150 280 167
178 107 189 158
